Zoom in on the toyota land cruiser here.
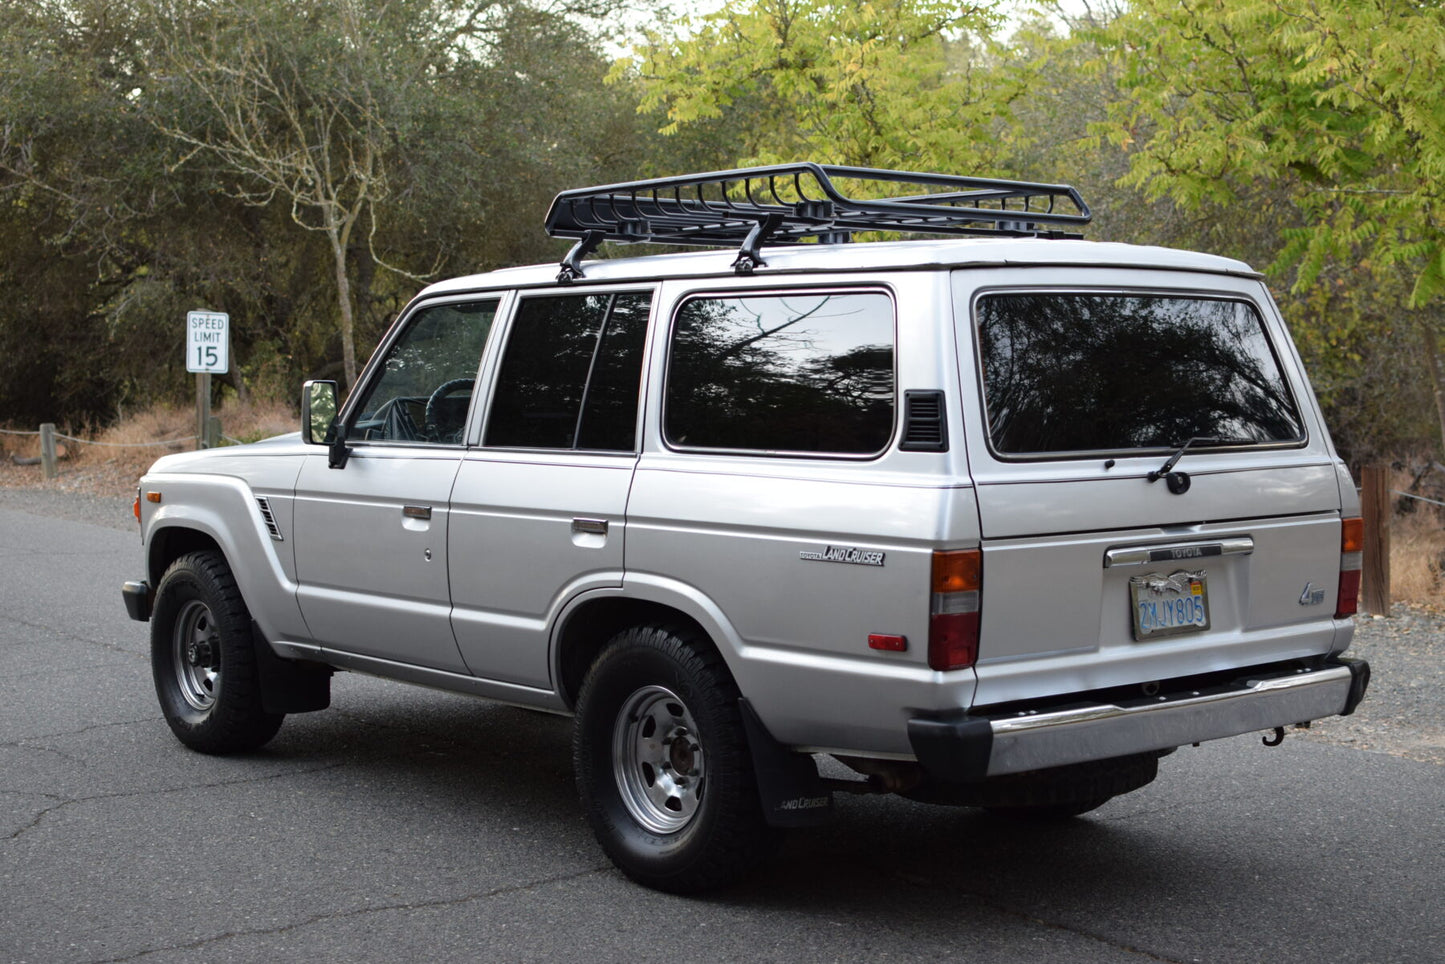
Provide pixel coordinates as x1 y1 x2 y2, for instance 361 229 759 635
122 164 1371 893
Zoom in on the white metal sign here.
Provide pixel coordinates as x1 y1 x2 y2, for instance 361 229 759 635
186 310 230 374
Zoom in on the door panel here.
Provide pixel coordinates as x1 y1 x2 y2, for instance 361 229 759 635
449 454 634 686
449 288 653 687
293 450 467 671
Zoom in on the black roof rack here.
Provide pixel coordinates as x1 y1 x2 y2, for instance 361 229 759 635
544 162 1091 281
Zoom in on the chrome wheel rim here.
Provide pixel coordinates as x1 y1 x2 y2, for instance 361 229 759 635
172 599 219 712
612 685 705 835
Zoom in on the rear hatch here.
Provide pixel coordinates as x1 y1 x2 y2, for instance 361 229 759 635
953 266 1349 707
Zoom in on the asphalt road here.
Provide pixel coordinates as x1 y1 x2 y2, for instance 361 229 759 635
2 499 1441 964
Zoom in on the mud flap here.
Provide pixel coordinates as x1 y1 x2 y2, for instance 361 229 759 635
252 622 332 714
738 698 833 827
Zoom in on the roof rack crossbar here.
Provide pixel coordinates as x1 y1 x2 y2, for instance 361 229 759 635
544 164 1089 274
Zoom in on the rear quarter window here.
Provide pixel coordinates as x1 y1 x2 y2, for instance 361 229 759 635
664 290 895 456
975 292 1304 457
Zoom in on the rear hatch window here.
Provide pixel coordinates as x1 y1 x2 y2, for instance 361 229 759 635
975 292 1304 457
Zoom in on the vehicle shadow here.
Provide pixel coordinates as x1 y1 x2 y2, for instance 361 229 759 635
230 676 1383 964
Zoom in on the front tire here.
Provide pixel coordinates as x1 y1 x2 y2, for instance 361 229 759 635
150 550 283 754
573 624 775 893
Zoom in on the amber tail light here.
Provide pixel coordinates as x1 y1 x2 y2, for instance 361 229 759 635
930 549 981 671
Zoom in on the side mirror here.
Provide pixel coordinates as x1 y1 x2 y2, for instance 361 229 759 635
301 380 338 445
302 379 351 468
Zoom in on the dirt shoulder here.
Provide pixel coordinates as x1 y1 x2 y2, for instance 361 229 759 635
1296 604 1445 766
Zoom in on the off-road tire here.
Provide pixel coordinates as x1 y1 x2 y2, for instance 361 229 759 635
573 624 776 893
150 550 284 754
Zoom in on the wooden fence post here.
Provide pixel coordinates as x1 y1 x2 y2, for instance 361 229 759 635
1361 463 1391 615
38 423 57 480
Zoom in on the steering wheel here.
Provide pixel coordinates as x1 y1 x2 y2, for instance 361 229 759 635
424 378 475 443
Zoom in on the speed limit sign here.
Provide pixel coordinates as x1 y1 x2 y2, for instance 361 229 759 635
186 310 230 374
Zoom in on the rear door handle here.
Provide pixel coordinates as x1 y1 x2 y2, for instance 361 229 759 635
571 518 608 536
403 505 432 521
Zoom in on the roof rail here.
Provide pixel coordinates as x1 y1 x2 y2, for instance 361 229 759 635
545 162 1091 280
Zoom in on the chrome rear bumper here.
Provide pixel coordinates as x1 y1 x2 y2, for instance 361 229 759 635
909 657 1370 781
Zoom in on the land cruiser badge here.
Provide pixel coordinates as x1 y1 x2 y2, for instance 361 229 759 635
799 545 885 567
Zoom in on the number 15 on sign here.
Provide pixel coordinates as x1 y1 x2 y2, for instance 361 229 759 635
186 311 230 374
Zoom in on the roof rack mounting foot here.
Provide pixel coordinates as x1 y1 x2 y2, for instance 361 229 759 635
557 230 604 284
732 214 784 276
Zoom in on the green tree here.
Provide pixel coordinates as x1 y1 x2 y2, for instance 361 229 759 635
145 0 454 388
1089 0 1445 454
618 0 1023 171
0 0 648 427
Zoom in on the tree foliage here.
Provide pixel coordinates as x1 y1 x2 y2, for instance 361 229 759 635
618 0 1024 171
1087 0 1445 454
0 0 644 424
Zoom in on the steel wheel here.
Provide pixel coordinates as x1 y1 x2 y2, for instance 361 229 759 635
171 598 220 711
612 685 705 834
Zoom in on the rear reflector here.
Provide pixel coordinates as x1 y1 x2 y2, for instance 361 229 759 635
1336 516 1363 618
868 634 907 652
930 549 981 671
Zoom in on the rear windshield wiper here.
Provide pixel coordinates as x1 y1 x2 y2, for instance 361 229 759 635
1147 436 1253 490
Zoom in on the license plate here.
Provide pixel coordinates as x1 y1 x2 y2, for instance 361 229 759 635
1129 570 1210 640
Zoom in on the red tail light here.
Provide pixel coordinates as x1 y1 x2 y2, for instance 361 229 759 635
1336 516 1363 618
930 549 981 671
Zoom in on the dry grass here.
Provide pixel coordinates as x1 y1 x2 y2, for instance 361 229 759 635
1390 489 1445 611
0 399 296 497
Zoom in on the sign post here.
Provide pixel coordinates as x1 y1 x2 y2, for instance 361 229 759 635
186 311 229 448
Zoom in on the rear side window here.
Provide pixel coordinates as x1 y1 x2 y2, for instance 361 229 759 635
665 290 895 455
975 292 1304 456
484 292 651 451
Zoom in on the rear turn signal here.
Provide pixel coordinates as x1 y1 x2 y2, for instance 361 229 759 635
1336 516 1363 618
930 549 981 671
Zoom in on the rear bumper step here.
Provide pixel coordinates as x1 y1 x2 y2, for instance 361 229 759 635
910 657 1370 782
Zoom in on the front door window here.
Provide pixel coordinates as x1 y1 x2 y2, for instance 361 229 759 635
348 300 499 445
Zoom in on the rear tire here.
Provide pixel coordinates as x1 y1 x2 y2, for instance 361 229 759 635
150 550 283 754
573 624 775 893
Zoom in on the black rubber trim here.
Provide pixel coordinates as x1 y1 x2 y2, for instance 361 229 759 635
122 580 152 622
1336 657 1371 717
251 622 332 714
738 698 833 827
907 715 994 784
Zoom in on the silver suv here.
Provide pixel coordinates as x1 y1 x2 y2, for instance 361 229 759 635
122 164 1371 893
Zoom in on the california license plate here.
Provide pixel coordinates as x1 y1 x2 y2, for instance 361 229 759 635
1129 570 1210 640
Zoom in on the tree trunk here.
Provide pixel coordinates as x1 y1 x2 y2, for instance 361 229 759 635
328 228 358 390
1419 317 1445 460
